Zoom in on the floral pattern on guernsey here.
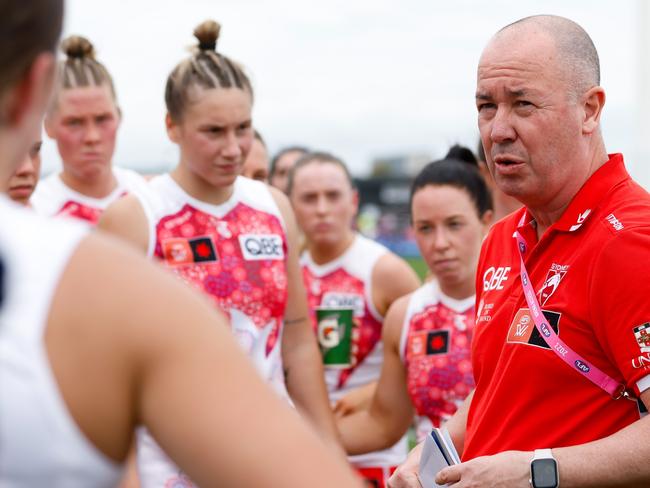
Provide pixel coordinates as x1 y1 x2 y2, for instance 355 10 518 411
404 302 475 427
56 200 103 224
302 267 382 389
154 202 288 356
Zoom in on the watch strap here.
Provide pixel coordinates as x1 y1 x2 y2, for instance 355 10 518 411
533 448 554 461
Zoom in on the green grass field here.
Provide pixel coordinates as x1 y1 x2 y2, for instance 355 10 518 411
404 256 428 281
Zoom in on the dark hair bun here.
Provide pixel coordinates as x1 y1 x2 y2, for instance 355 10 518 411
194 20 220 51
445 144 478 167
61 35 95 59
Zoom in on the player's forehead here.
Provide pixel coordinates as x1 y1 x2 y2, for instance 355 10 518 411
294 162 350 192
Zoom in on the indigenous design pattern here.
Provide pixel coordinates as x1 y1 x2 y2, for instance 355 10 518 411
404 302 475 427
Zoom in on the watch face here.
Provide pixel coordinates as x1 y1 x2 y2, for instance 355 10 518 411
532 458 558 488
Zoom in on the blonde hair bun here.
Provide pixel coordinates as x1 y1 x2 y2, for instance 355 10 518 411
61 35 95 59
193 20 220 51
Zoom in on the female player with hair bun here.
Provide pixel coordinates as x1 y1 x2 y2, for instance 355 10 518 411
99 20 339 487
336 149 493 457
32 35 147 223
0 3 362 488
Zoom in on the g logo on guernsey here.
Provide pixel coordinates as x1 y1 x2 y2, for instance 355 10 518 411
483 266 511 291
239 234 284 261
575 360 591 373
519 242 527 254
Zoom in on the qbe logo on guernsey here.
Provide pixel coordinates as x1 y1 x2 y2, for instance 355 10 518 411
239 234 284 261
321 292 365 317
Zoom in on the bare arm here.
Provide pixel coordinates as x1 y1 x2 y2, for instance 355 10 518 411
372 252 421 317
338 294 415 454
48 232 363 488
270 187 341 445
444 389 473 456
96 194 149 254
333 381 377 418
553 393 650 487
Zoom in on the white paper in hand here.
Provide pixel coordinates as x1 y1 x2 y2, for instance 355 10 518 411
418 428 459 488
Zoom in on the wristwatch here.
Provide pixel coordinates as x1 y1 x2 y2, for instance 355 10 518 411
530 449 559 488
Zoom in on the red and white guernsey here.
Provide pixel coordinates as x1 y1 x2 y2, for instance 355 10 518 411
32 166 147 224
400 280 475 442
301 234 407 469
133 174 289 488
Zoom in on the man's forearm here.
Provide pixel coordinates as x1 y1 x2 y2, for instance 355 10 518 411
554 414 650 487
435 395 650 488
442 390 472 456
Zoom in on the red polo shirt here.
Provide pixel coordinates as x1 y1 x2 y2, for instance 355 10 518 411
464 154 650 460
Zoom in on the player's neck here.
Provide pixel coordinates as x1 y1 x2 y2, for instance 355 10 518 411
60 167 117 199
439 277 475 301
170 166 234 206
308 231 355 266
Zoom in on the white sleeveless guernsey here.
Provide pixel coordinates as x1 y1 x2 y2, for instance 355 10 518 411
301 234 408 468
32 167 148 224
133 175 290 488
0 197 122 487
398 280 475 443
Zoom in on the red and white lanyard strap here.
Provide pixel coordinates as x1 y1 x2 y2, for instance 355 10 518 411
513 221 632 400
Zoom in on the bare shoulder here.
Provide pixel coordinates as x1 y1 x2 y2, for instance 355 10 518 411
267 183 301 245
268 184 293 218
97 193 149 254
374 251 419 282
372 251 421 314
50 231 230 377
46 231 229 458
382 292 413 349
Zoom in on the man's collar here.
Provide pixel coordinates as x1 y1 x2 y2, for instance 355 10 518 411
550 153 628 233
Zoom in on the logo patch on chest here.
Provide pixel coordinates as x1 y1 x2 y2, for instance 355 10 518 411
407 330 450 357
321 292 365 317
537 263 569 306
507 308 561 349
239 234 284 261
162 236 218 266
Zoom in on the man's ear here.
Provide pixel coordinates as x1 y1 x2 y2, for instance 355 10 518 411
582 86 606 134
481 209 494 234
4 52 56 129
165 112 180 143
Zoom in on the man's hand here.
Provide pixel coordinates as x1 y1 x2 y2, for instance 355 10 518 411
388 441 423 488
434 451 530 487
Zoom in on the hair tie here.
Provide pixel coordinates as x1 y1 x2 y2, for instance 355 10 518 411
199 40 216 51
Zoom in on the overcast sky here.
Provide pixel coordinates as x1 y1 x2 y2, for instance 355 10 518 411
42 0 650 187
